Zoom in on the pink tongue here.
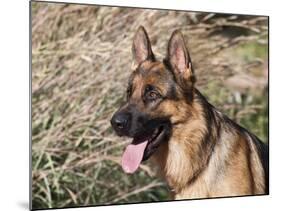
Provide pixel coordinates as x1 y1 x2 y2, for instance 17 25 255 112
121 139 148 174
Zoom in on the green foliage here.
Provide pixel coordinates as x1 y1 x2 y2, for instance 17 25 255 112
236 42 268 62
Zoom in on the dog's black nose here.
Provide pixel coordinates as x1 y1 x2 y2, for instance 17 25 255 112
111 113 130 134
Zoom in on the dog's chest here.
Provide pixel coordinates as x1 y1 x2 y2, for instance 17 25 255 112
173 179 210 199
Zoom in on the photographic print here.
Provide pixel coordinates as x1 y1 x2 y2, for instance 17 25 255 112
31 1 269 209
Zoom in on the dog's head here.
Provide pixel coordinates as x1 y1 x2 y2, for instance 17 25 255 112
111 26 196 173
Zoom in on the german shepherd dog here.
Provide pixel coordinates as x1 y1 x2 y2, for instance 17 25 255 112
110 26 268 199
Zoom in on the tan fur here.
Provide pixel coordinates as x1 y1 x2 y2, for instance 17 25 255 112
128 61 267 199
151 99 267 199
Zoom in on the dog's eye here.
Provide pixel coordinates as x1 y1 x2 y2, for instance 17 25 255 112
144 85 161 102
148 91 157 99
146 90 160 101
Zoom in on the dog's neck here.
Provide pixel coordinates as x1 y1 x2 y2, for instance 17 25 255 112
152 90 218 194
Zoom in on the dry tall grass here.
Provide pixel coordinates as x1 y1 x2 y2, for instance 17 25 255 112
31 2 268 209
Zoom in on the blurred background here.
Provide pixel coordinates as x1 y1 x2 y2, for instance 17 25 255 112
31 2 268 209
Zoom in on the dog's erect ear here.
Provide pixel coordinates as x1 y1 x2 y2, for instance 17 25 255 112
132 26 155 69
167 30 195 91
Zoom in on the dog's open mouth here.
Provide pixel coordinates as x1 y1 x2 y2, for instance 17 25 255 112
121 125 168 174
